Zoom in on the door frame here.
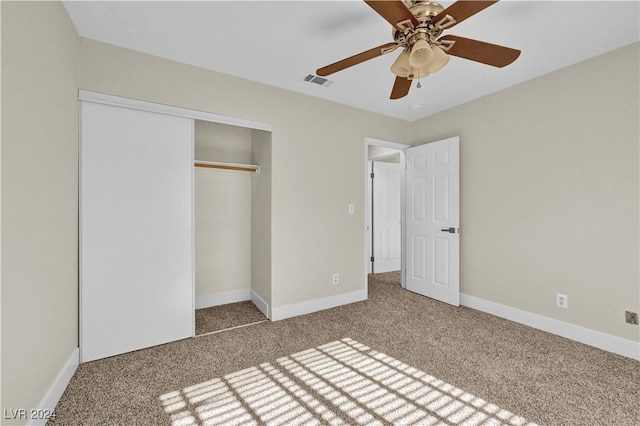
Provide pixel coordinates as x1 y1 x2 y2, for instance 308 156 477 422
364 137 410 292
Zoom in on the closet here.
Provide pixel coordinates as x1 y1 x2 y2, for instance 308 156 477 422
79 91 271 362
194 120 271 319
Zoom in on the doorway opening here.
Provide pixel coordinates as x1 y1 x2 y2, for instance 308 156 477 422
364 138 410 292
364 136 460 306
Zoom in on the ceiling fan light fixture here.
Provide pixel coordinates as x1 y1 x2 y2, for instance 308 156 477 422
390 49 412 78
408 38 433 68
427 45 450 73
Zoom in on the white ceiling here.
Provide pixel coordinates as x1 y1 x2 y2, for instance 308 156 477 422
63 1 639 122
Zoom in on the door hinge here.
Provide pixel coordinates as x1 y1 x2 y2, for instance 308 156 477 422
370 172 375 179
370 256 375 262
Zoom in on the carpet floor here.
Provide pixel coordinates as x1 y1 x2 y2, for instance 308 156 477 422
196 301 268 336
50 272 640 425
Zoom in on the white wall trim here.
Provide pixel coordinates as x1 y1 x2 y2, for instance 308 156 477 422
461 293 640 360
251 290 270 320
78 90 272 131
195 289 251 309
271 289 368 322
27 348 79 426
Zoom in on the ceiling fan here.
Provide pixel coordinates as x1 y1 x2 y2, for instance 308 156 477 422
316 0 521 100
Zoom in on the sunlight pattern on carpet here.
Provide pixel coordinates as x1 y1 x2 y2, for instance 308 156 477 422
160 338 538 426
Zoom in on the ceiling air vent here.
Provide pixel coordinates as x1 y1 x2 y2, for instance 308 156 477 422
303 73 334 87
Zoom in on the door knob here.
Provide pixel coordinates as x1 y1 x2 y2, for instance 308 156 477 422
441 227 456 233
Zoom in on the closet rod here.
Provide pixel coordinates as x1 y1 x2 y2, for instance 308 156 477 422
194 161 259 173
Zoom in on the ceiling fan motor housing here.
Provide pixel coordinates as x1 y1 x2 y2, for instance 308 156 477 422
393 2 446 47
409 1 445 21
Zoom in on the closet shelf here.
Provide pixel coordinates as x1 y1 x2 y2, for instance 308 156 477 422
194 160 259 173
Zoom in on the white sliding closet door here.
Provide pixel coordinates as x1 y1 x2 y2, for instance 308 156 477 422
80 101 193 362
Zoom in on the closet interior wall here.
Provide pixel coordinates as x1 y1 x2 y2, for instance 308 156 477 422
194 120 271 318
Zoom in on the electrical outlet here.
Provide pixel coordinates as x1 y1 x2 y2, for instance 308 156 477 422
332 273 339 285
625 311 638 325
556 293 568 309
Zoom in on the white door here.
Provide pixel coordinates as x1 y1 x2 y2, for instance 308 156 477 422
405 137 460 306
80 101 194 362
373 161 402 273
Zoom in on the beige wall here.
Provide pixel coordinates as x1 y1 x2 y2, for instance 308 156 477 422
1 0 79 419
76 37 410 309
195 168 252 297
251 130 272 308
410 43 640 342
368 145 401 159
195 120 253 164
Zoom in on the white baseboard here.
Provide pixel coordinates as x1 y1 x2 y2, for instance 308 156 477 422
461 294 640 360
271 289 368 322
27 347 79 426
195 289 251 309
251 290 270 320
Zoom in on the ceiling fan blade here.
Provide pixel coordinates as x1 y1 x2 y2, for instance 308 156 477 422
364 0 419 30
316 42 398 76
439 35 520 67
390 76 412 100
431 0 498 29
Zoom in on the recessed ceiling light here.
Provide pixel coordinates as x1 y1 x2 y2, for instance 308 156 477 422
408 103 423 110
